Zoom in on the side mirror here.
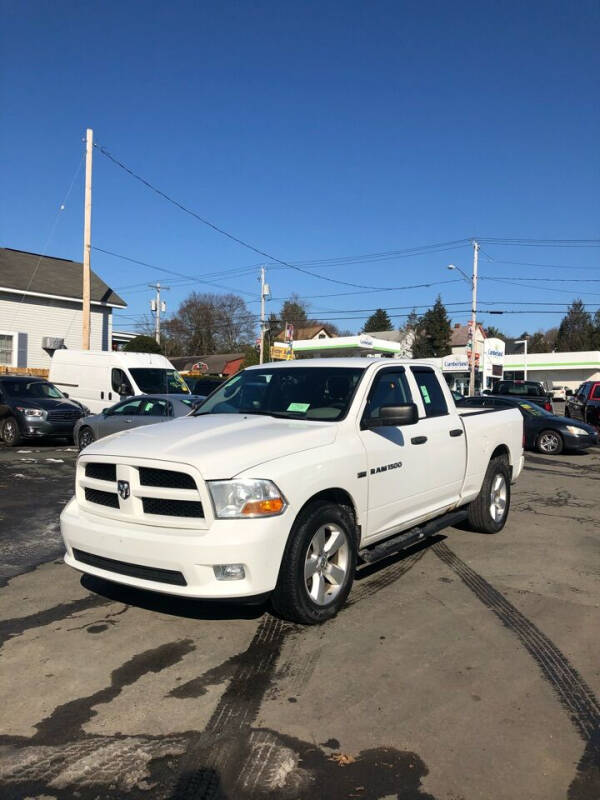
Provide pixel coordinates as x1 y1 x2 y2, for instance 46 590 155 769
63 392 69 398
363 403 419 429
102 408 109 415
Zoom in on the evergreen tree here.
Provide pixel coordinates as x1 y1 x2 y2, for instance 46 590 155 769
592 310 600 350
556 299 593 351
484 325 505 340
412 296 452 357
280 293 310 331
363 308 392 332
123 335 162 354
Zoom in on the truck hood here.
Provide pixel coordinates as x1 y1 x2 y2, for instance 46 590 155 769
83 413 338 478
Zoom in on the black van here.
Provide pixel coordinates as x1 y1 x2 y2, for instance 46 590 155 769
0 375 87 446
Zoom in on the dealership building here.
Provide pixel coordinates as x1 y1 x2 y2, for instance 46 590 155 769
502 350 600 392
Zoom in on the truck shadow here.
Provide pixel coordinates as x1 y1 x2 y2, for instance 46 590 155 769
80 573 268 621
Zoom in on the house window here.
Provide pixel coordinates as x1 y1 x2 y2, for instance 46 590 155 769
0 332 16 366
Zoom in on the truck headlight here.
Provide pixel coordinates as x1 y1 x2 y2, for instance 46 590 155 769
565 425 587 437
208 479 286 518
16 407 44 418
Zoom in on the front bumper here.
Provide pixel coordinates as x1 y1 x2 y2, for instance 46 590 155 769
19 418 80 438
60 497 290 599
563 431 599 451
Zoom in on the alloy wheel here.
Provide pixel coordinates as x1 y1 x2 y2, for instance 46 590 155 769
304 523 350 606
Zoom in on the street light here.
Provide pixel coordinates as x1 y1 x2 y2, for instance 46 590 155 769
515 338 528 380
448 241 479 396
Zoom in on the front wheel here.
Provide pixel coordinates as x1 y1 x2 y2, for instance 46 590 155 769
536 430 563 455
467 456 511 534
2 417 22 446
78 427 95 451
271 502 357 624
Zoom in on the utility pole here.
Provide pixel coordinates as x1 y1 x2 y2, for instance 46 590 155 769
259 266 270 364
82 128 93 350
468 240 479 397
515 338 528 380
149 282 169 345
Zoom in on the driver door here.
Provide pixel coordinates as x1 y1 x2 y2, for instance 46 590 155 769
98 398 144 437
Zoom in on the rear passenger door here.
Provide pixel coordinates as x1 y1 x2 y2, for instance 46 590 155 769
409 366 467 507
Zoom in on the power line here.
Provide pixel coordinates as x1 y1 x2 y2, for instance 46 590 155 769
477 237 600 248
93 246 258 298
95 141 479 291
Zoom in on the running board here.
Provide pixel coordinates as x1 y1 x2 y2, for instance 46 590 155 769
359 508 469 564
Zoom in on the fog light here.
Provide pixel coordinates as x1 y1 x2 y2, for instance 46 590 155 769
213 564 246 581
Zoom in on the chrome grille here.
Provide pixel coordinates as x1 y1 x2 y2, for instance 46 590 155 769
47 408 81 422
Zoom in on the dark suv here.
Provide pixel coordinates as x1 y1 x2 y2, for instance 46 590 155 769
0 375 87 446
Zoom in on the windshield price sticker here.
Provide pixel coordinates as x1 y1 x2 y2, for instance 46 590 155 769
420 386 431 404
287 402 310 413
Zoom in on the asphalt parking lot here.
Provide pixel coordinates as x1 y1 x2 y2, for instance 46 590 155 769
0 439 599 800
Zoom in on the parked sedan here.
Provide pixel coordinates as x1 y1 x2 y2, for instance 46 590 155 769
457 395 598 454
0 375 87 446
74 394 203 450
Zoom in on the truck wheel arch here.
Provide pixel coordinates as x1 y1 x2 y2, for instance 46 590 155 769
294 489 360 545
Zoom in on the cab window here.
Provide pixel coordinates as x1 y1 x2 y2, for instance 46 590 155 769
110 399 143 416
111 368 133 395
410 367 448 418
363 369 411 422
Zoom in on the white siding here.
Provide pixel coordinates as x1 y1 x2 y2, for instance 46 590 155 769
0 291 111 368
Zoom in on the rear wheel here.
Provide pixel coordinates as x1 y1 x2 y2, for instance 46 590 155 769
78 427 95 451
2 417 22 446
536 430 563 455
271 501 357 624
467 456 511 534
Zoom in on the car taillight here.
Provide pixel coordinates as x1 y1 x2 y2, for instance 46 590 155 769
544 402 552 412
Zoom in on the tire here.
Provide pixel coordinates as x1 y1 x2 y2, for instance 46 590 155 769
271 501 357 624
78 427 95 451
467 456 511 534
2 417 22 447
536 429 563 455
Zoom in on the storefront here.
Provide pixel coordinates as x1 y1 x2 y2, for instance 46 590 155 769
438 337 505 394
503 351 600 392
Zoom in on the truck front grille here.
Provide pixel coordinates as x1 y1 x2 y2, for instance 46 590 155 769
85 463 117 482
85 487 119 508
138 467 196 490
78 458 206 527
141 497 204 517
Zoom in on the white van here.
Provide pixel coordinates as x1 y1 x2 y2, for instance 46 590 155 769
49 350 190 413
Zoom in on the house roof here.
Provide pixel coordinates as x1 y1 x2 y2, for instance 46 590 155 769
450 323 486 347
275 325 330 341
169 353 245 374
0 248 126 308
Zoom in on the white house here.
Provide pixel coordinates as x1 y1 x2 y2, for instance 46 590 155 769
0 248 126 370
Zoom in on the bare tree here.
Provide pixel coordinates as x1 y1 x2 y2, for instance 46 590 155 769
162 292 256 355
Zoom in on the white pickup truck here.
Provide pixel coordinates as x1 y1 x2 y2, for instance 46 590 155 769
61 359 524 623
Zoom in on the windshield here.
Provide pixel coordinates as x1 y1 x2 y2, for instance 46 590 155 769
3 380 64 399
498 382 545 396
518 402 554 417
195 366 365 421
129 368 189 395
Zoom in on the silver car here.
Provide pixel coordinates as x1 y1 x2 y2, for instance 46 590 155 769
75 394 204 451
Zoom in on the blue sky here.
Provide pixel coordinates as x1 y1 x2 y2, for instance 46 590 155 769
1 0 599 338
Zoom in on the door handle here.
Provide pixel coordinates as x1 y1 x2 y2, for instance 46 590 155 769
449 428 463 437
411 436 428 445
